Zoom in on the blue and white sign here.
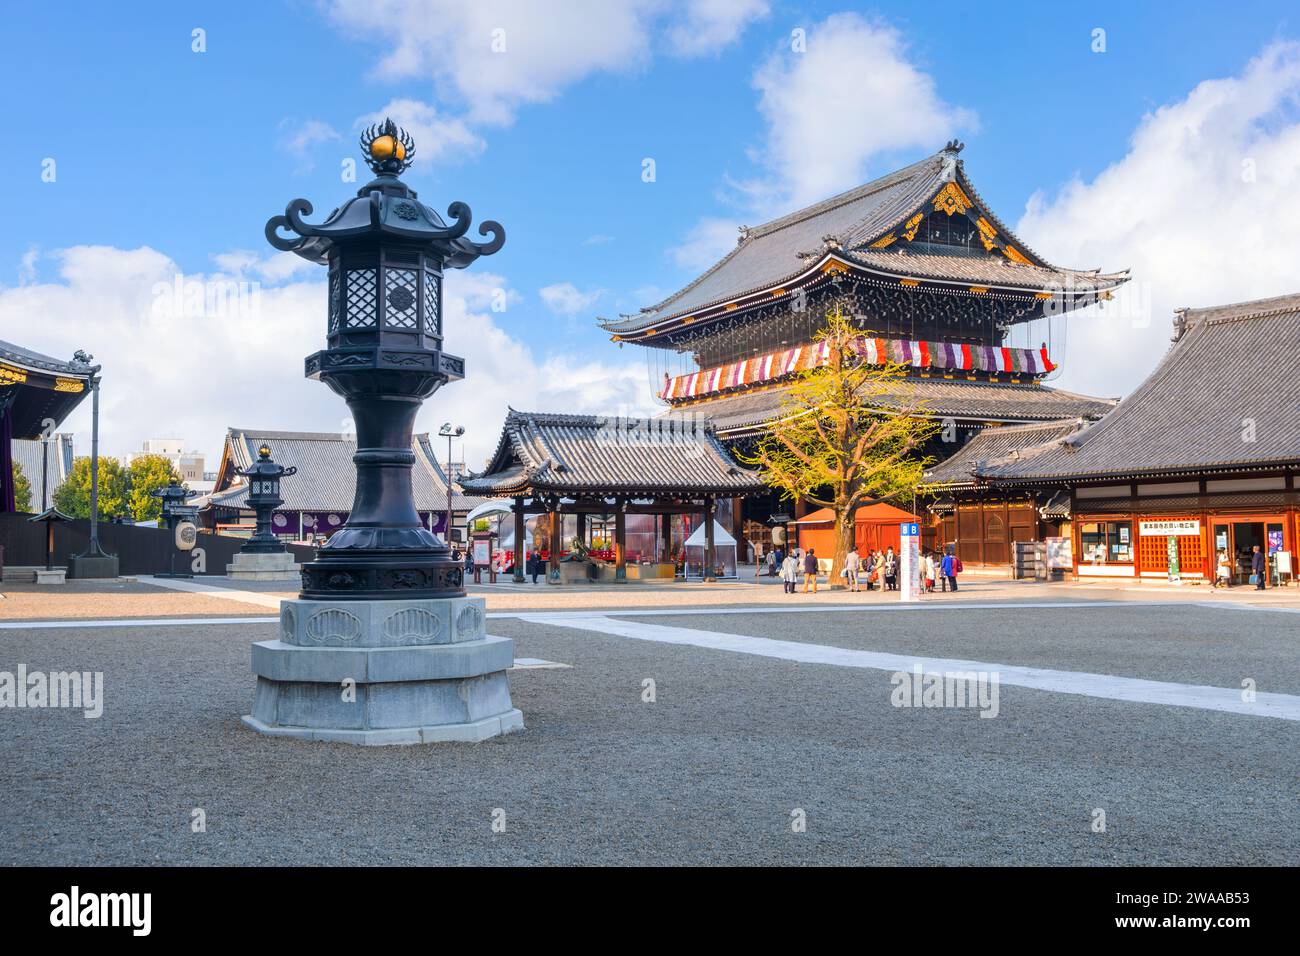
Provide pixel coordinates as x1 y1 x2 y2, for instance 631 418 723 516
900 523 921 602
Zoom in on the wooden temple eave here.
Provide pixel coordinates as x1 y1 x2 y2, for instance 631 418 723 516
611 253 1120 347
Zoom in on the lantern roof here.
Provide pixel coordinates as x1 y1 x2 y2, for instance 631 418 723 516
238 444 297 481
265 118 505 268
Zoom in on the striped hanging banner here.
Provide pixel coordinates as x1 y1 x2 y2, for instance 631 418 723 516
660 336 1055 402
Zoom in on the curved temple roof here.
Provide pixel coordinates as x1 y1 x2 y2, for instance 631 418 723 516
603 144 1128 337
205 427 477 513
460 409 767 498
673 377 1116 437
0 340 94 439
970 293 1300 483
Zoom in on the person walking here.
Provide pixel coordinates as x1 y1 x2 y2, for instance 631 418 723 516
766 548 777 577
872 550 885 591
530 550 543 584
803 548 819 593
1252 545 1266 590
1215 548 1231 588
844 546 861 592
942 548 959 592
884 547 897 591
781 550 799 594
923 550 936 593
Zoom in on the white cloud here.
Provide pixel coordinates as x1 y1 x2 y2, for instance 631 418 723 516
743 13 975 211
17 247 38 286
326 1 764 131
538 282 604 316
326 0 661 127
666 0 770 57
669 216 742 272
1016 42 1300 399
0 246 654 471
664 13 973 285
356 98 486 166
277 119 341 173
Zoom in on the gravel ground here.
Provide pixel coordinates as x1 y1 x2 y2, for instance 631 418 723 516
0 579 274 621
1 602 1296 866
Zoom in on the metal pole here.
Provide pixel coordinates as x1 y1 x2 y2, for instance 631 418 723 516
445 433 454 548
41 432 49 511
87 373 103 555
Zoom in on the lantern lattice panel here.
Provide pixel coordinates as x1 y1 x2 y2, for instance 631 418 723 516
385 268 419 329
423 270 441 336
345 269 378 329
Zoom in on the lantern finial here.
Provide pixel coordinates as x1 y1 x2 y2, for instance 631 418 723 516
360 117 415 176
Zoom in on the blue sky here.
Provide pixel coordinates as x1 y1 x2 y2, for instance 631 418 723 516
3 1 1300 464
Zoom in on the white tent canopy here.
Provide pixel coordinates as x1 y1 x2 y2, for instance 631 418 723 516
465 499 517 523
684 520 735 548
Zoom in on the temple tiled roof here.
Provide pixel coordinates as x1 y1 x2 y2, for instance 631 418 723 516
0 340 94 439
974 294 1300 483
0 340 94 377
603 146 1127 334
844 247 1123 292
459 410 766 497
204 427 480 513
922 420 1087 489
675 376 1116 436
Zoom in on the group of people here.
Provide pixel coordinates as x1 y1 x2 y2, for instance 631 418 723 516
764 544 961 594
1213 545 1268 590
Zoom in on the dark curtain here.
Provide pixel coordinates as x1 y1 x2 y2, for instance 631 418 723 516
0 408 14 513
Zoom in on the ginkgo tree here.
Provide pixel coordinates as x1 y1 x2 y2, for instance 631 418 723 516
739 309 936 588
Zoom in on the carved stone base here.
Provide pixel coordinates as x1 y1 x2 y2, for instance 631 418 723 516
228 550 299 581
243 595 522 745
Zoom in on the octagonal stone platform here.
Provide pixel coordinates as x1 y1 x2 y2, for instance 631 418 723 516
242 595 523 745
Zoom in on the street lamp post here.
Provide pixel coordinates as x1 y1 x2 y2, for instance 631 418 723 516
246 118 522 744
439 422 463 548
68 351 118 579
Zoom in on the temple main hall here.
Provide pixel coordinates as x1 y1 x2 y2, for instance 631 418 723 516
600 141 1130 561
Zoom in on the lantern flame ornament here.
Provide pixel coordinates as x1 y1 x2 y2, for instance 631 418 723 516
263 119 505 600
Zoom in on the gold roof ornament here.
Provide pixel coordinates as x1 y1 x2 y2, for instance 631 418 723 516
932 182 973 217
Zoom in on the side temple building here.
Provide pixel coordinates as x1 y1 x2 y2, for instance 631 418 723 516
953 294 1300 585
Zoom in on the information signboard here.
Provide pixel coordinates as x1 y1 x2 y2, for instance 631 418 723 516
900 523 920 602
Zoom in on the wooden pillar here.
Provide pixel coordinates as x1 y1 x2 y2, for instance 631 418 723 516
576 512 587 549
547 509 561 585
703 497 716 583
614 506 627 583
512 498 525 583
659 512 672 564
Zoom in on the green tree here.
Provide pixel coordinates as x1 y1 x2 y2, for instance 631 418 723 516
11 460 33 513
53 457 130 521
127 454 182 522
739 309 937 587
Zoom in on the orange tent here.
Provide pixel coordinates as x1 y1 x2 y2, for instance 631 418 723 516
792 502 921 558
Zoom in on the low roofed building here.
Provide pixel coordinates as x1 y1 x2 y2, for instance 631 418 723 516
202 427 482 543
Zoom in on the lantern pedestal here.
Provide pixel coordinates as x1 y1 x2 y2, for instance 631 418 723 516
241 594 523 745
227 551 300 582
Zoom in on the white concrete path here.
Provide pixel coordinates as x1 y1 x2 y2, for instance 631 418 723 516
519 613 1300 723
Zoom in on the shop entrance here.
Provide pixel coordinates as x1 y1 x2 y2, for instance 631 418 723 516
1211 520 1284 587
